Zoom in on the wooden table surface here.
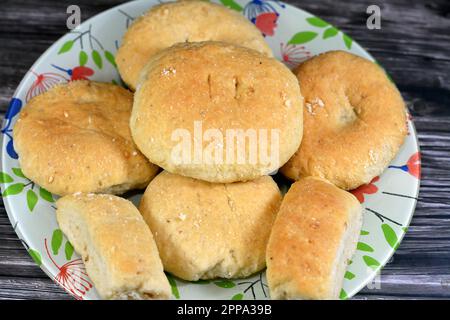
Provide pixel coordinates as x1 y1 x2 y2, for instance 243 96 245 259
1 0 449 300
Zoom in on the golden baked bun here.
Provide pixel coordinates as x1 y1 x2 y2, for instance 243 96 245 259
56 193 171 300
131 41 303 183
281 51 407 190
13 81 158 196
116 0 272 90
266 177 362 300
139 171 282 281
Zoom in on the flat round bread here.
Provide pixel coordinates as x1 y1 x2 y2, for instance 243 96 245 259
116 0 272 90
281 51 407 190
131 41 303 183
139 171 282 281
13 80 158 195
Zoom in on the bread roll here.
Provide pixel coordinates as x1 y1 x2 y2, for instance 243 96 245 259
116 0 272 90
131 41 303 183
281 51 407 190
139 171 282 281
266 177 362 299
13 80 158 196
56 193 171 300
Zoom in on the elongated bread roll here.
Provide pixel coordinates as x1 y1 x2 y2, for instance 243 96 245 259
56 193 171 300
266 177 362 300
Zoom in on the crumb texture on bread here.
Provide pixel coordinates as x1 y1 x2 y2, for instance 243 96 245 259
13 80 158 196
266 177 363 300
281 50 407 190
116 0 272 89
56 193 171 300
131 41 303 183
139 171 282 281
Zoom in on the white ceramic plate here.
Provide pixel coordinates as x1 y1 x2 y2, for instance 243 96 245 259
0 0 420 300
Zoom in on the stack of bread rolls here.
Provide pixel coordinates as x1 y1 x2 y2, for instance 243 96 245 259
13 1 407 300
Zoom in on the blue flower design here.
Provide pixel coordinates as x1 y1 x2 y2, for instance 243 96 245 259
1 98 22 159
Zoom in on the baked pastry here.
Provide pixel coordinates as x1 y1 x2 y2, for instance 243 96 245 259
56 193 171 300
131 41 303 183
116 0 272 90
13 80 158 196
281 50 407 190
266 177 362 300
139 171 282 281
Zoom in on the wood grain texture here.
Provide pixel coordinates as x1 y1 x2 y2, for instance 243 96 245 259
0 0 450 300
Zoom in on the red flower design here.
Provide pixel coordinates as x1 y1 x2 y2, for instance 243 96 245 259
26 71 68 101
406 152 421 179
71 66 94 81
388 152 421 179
350 176 380 203
255 12 278 36
280 43 311 69
44 238 92 300
51 64 95 81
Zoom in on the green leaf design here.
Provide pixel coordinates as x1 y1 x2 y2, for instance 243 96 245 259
306 17 329 28
27 189 38 211
104 50 117 68
343 33 353 49
288 31 318 45
39 187 54 203
360 230 370 236
382 223 399 249
58 40 74 54
65 241 74 260
12 167 26 178
51 229 63 255
339 289 348 300
0 172 13 183
344 271 355 280
28 249 42 266
220 0 243 11
191 279 210 285
214 280 236 288
166 273 180 299
231 293 244 300
323 27 339 39
79 50 88 66
2 183 24 196
92 50 103 69
363 255 380 270
357 242 374 252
